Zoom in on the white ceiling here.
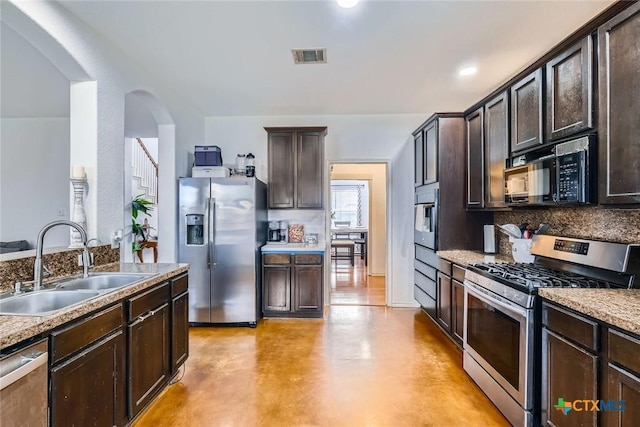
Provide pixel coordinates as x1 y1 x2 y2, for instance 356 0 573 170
37 1 619 117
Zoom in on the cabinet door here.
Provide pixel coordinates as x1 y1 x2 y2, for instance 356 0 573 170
268 132 295 208
466 107 484 207
546 36 593 141
602 364 640 427
598 2 640 204
541 328 598 427
414 132 424 187
171 292 189 375
51 330 126 427
128 303 170 418
436 272 452 333
293 265 323 313
263 266 291 312
451 279 464 346
296 132 324 208
511 68 544 153
424 119 438 184
485 91 509 208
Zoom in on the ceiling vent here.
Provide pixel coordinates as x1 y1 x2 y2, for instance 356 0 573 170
292 48 327 64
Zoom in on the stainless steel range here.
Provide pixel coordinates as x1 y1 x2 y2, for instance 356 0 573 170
463 235 640 426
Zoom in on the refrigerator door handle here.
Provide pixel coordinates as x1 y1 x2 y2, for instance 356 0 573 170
209 197 216 269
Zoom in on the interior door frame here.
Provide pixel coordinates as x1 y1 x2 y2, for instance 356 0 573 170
325 160 390 307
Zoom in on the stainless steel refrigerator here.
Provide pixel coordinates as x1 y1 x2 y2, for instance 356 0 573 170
178 177 267 325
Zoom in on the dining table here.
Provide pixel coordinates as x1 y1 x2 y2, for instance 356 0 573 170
330 227 368 264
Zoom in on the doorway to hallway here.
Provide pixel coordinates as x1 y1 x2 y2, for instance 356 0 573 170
329 163 387 306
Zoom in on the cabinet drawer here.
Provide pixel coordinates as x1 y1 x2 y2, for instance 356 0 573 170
294 254 323 265
608 329 640 375
127 282 169 320
51 304 123 364
414 260 436 281
452 264 466 282
542 303 598 351
263 253 291 265
414 285 436 318
415 270 436 300
415 245 450 274
171 274 188 297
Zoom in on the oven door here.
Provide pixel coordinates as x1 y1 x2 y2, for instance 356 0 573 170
463 280 534 410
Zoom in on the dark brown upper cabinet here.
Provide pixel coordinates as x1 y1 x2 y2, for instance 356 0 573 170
510 68 544 154
484 91 509 209
598 2 640 205
266 127 326 209
546 36 594 141
465 107 484 208
423 119 438 184
414 131 424 187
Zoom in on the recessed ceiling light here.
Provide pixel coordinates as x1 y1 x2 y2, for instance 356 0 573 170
337 0 360 9
459 66 477 76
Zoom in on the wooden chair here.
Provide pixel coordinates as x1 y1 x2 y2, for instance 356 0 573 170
353 237 367 265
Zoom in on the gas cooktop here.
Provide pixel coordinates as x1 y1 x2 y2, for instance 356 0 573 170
466 235 639 295
468 262 619 291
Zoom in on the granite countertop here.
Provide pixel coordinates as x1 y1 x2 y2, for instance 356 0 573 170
437 250 513 267
538 288 640 336
262 242 326 253
0 262 189 350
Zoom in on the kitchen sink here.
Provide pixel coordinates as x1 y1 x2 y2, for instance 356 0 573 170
55 273 153 291
0 290 100 316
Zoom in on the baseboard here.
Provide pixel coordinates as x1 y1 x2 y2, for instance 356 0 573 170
389 302 421 308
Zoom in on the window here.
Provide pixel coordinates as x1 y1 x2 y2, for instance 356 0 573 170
330 180 369 227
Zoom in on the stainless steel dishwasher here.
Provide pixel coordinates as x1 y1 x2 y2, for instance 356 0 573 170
0 338 48 426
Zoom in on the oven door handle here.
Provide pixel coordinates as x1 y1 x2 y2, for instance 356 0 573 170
464 280 528 320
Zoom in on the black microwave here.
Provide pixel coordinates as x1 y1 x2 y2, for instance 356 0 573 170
504 135 595 205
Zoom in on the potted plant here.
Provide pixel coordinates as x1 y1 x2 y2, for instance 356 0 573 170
131 194 154 254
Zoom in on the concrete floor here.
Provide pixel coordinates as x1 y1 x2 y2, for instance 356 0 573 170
133 306 508 427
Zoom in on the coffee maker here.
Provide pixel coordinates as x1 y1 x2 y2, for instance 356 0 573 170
268 221 280 243
278 221 289 243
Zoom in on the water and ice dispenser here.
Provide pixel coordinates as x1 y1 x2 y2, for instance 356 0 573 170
186 214 204 245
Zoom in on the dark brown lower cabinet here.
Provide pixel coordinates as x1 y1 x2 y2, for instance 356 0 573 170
171 291 189 375
128 301 170 418
263 253 323 318
51 331 125 427
293 265 322 312
451 279 464 346
436 272 452 333
542 328 598 427
263 266 291 312
603 364 640 426
541 301 640 427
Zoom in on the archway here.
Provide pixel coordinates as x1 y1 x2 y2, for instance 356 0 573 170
124 90 176 263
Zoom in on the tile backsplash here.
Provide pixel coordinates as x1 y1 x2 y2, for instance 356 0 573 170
495 206 640 255
0 245 120 293
268 210 326 242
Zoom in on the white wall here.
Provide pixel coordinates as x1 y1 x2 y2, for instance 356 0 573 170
331 165 386 276
3 0 204 261
0 118 70 248
205 114 422 307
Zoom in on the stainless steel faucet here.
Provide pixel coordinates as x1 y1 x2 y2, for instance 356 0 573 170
34 220 90 291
